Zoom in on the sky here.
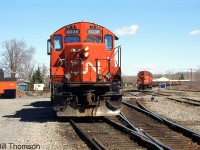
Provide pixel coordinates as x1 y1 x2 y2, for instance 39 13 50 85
0 0 200 76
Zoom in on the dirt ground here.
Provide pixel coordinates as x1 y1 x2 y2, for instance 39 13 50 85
0 97 88 150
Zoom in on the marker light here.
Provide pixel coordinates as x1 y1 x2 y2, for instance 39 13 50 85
98 74 103 81
65 72 71 79
84 46 89 51
106 72 111 79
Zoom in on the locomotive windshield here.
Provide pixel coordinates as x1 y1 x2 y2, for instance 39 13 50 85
85 36 101 43
65 36 80 43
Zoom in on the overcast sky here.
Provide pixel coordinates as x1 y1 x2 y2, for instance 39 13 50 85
0 0 200 75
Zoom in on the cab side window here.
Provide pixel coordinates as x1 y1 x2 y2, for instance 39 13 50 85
54 35 62 50
104 35 113 50
47 39 50 55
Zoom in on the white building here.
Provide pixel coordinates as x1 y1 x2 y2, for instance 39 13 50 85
153 77 170 82
34 84 45 91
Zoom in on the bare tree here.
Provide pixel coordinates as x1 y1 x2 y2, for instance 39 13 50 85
18 61 36 80
1 39 35 78
194 67 200 81
41 63 48 79
40 63 50 87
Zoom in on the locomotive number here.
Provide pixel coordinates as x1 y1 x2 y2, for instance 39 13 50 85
87 29 101 34
66 29 80 34
103 97 111 100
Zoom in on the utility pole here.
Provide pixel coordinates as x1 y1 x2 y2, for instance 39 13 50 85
169 70 171 88
188 68 196 81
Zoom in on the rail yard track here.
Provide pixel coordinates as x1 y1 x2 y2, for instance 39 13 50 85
166 97 200 106
70 116 167 150
70 118 145 150
128 89 200 106
60 91 200 150
122 90 200 149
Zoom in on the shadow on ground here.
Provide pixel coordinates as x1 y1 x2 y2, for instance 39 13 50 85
3 100 57 122
2 100 104 123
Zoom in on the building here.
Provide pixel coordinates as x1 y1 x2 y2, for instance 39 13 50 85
153 77 190 87
34 84 44 91
17 80 30 91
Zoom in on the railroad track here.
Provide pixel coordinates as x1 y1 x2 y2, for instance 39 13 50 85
122 100 200 149
58 90 200 149
69 101 200 150
70 117 166 150
67 99 200 150
122 91 200 149
168 88 200 93
128 90 200 106
166 97 200 106
147 92 200 106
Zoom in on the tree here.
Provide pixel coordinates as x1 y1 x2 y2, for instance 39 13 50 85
30 67 43 90
18 61 36 80
179 74 184 80
40 63 50 87
32 67 43 83
1 39 35 78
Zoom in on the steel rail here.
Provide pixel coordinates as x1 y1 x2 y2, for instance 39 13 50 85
136 101 200 143
70 120 107 150
182 97 200 103
168 88 200 93
123 101 163 123
103 117 163 150
166 97 200 106
119 112 173 150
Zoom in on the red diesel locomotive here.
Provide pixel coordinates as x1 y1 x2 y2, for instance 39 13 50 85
47 22 122 117
137 70 153 90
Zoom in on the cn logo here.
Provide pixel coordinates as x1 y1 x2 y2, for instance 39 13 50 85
10 83 15 86
82 61 100 74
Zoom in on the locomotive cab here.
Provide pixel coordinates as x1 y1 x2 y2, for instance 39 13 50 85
47 22 122 117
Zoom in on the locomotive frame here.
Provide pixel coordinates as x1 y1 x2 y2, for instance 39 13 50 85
47 22 122 117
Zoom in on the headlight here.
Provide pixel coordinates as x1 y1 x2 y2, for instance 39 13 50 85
71 48 81 52
65 72 71 79
84 52 89 57
106 72 111 79
71 48 76 52
84 46 89 51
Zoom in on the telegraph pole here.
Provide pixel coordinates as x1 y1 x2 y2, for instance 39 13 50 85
188 68 196 81
169 70 171 88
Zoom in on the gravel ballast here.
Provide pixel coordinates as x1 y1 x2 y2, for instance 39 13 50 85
141 90 200 133
0 97 88 150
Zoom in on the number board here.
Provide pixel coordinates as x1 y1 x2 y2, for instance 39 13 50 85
87 29 101 34
66 29 80 34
